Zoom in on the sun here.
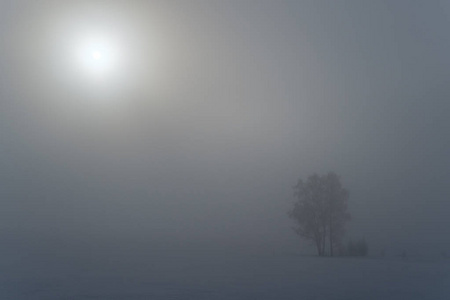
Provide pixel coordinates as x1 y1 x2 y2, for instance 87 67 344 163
37 2 164 106
75 33 121 78
92 51 102 60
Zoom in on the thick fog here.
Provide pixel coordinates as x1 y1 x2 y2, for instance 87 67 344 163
1 0 450 258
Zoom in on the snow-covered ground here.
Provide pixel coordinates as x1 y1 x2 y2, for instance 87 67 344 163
1 248 449 299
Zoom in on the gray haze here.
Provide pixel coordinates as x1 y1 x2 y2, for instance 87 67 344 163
1 0 450 257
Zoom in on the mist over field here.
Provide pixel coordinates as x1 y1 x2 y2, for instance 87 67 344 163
1 0 450 298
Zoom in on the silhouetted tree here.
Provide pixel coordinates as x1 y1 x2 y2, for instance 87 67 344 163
289 172 350 256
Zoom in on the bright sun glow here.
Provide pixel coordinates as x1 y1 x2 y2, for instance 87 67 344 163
42 3 164 112
75 33 121 79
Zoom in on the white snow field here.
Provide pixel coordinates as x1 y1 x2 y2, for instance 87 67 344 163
1 248 449 300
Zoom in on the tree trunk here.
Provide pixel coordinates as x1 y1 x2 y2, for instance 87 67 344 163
322 227 326 256
329 217 333 257
315 233 322 256
315 238 322 256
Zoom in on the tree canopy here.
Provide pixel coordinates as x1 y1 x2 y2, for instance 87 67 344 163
288 172 350 256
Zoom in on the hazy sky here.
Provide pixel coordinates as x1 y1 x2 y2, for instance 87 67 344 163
1 0 450 256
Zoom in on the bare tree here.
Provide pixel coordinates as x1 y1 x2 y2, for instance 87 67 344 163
289 172 350 256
